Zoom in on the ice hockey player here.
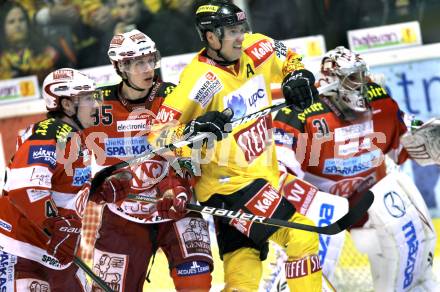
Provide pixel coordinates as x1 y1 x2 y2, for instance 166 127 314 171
274 46 439 291
149 1 323 291
0 68 131 290
85 29 214 292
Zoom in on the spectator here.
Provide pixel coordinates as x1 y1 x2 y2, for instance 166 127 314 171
113 0 155 35
0 1 62 83
420 0 440 43
248 0 310 40
112 0 199 57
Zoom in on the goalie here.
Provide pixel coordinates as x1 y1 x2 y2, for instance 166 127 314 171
274 46 439 291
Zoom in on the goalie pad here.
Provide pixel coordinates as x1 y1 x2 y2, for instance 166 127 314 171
351 172 437 291
400 117 440 166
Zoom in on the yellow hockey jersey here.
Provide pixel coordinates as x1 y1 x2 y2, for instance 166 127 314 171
153 33 305 202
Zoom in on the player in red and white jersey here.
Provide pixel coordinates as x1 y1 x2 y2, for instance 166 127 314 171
84 29 213 292
0 68 105 291
274 47 438 291
274 47 408 201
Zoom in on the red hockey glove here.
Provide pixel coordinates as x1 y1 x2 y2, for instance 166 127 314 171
44 216 82 265
156 171 189 220
93 169 133 203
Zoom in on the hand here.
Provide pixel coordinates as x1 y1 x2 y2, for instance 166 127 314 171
156 171 189 220
44 216 82 265
184 109 234 147
95 169 133 203
282 69 319 112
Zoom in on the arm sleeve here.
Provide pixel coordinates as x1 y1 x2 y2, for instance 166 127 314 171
268 36 305 83
273 107 306 176
6 140 58 229
149 66 210 150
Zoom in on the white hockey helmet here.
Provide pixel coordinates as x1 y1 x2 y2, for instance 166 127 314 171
320 46 369 118
42 68 100 112
107 29 161 75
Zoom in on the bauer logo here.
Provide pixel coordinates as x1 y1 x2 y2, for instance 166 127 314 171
28 145 57 168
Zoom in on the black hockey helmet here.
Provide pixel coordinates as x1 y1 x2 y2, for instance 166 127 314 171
195 0 249 41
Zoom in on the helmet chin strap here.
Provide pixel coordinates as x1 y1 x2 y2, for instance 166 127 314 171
117 65 147 92
207 29 238 66
123 77 145 92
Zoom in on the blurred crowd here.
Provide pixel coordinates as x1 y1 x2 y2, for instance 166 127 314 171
1 0 439 84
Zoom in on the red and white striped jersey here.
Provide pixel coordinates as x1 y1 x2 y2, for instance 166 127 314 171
0 117 91 269
273 82 409 198
84 79 190 224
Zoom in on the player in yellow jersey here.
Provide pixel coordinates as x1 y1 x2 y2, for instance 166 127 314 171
151 1 322 291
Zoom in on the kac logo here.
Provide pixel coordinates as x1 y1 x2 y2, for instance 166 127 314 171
383 191 406 218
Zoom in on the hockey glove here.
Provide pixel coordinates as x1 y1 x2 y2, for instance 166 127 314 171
156 170 189 220
93 169 133 203
183 109 234 148
44 216 82 265
282 69 319 112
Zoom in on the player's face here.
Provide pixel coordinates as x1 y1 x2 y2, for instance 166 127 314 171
220 24 247 61
116 0 140 23
119 54 157 89
76 92 102 128
5 7 28 44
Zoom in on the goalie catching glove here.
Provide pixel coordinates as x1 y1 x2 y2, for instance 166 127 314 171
401 117 440 166
156 169 190 220
282 69 319 112
43 215 82 265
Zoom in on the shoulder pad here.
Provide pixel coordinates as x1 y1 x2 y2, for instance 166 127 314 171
274 107 304 130
366 82 389 102
31 118 77 143
297 102 330 123
98 84 119 101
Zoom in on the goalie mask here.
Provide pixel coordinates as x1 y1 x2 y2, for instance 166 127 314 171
320 46 370 120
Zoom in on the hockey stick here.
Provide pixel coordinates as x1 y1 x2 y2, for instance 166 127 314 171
126 189 373 235
40 228 114 292
73 256 113 292
90 81 339 193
